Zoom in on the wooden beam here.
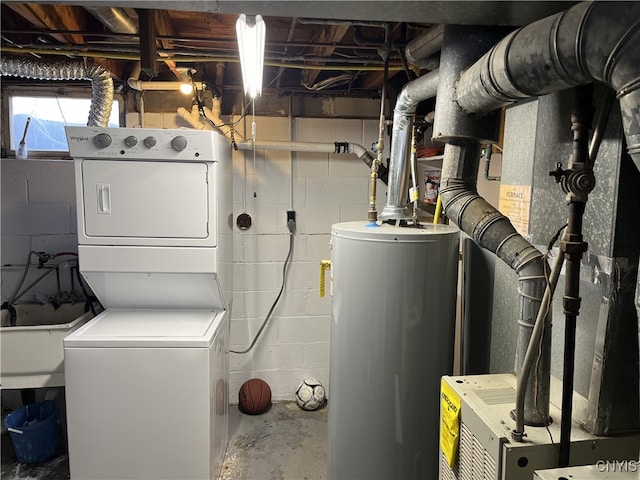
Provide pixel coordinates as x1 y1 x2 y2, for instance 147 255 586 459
137 9 157 78
305 24 350 86
5 4 86 44
93 57 125 80
155 10 180 79
360 69 404 92
360 71 385 92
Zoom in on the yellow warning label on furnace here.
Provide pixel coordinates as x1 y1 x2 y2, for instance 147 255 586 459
440 379 461 468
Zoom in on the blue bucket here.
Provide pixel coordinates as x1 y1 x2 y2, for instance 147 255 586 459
3 400 59 463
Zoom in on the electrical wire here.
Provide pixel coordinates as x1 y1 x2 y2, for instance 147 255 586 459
5 251 40 306
533 224 568 448
75 266 98 316
231 225 295 354
534 252 557 448
252 99 257 198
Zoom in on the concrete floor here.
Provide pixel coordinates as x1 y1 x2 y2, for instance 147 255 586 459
222 402 328 480
1 401 328 480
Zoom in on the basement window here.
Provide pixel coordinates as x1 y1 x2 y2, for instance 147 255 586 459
3 88 120 157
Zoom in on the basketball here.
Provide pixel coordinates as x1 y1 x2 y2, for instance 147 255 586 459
238 378 272 415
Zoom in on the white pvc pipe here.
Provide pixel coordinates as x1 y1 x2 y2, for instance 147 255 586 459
236 140 335 153
128 80 205 91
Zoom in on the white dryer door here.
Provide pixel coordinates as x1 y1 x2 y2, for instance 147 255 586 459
81 160 210 240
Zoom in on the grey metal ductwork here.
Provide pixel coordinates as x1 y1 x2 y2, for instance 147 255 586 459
84 6 138 34
0 56 114 127
456 1 640 170
404 24 443 70
379 69 439 220
433 24 551 428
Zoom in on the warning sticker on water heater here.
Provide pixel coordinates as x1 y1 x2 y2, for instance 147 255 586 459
498 184 532 237
440 379 461 468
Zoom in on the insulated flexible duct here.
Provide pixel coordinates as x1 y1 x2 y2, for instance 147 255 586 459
0 56 114 127
456 1 640 169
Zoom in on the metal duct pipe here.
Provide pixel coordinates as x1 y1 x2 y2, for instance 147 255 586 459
379 69 439 220
456 1 640 169
440 143 550 429
0 56 114 127
433 24 551 428
84 6 138 34
404 24 443 69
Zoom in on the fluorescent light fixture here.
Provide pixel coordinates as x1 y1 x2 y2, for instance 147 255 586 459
236 14 266 98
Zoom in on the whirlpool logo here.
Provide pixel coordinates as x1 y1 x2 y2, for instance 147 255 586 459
69 136 89 142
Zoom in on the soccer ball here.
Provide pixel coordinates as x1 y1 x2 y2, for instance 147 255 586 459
295 377 326 411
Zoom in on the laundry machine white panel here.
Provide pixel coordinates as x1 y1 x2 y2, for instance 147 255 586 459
81 160 211 240
81 270 224 310
64 310 229 479
64 309 225 348
66 346 213 480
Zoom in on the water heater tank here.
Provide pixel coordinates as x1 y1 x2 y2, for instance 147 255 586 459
328 222 459 479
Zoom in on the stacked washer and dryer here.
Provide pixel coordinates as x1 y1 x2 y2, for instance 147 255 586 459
63 127 232 480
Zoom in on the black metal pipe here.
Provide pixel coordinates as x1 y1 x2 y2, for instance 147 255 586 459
558 84 593 467
559 202 585 467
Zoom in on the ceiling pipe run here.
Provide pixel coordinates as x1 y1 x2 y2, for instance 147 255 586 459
235 140 387 183
177 99 386 182
0 56 114 127
456 1 640 170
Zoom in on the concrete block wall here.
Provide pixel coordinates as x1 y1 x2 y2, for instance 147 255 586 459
229 115 388 402
1 160 78 303
4 114 387 404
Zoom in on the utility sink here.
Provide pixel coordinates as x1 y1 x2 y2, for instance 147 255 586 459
1 303 97 389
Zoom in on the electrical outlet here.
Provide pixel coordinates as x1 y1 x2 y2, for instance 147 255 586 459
286 210 296 234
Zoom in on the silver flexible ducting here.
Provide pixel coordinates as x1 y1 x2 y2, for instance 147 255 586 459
379 69 439 220
84 6 138 34
456 1 640 169
0 56 114 127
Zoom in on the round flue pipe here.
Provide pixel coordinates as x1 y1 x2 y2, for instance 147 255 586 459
455 1 640 169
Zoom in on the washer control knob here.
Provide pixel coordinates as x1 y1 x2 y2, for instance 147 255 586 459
124 135 138 147
143 136 157 148
93 133 112 148
171 135 188 151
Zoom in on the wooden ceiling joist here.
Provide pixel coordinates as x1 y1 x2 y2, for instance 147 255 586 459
6 3 86 44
